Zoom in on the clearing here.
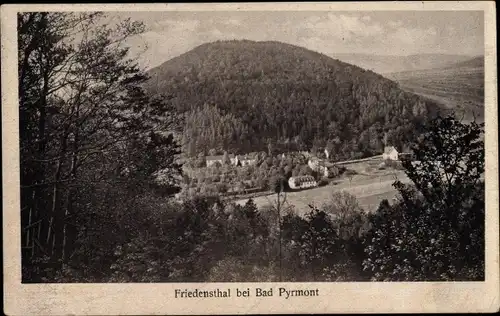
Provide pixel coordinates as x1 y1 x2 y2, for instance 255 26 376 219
235 158 412 216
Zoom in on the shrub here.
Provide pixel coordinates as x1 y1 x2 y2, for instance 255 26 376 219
318 178 329 186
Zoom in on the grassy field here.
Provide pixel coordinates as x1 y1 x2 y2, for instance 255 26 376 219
235 158 412 216
385 66 484 122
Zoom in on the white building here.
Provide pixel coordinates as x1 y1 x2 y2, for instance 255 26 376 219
237 154 257 166
383 146 399 161
324 148 330 160
308 158 333 177
206 154 238 167
288 175 318 190
308 158 319 170
206 153 258 167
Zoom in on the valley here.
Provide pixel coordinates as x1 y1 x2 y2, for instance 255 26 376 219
384 56 484 122
147 41 484 216
330 53 473 74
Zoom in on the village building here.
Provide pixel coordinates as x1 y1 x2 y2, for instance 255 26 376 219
206 154 238 167
288 175 318 190
398 152 414 161
308 157 335 178
307 157 320 170
398 146 415 160
206 153 258 167
383 146 399 161
237 154 258 166
324 148 331 160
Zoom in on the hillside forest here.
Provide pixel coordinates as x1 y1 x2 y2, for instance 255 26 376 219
144 40 439 160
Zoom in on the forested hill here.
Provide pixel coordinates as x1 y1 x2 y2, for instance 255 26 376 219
144 40 440 160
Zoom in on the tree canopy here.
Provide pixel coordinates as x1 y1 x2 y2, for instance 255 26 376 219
363 116 485 281
144 40 439 159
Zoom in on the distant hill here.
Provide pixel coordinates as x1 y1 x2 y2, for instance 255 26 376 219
385 56 484 122
144 40 442 160
445 56 484 69
330 53 474 74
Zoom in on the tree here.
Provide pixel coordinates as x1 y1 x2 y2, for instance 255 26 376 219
208 148 218 156
300 208 339 280
299 165 313 176
265 176 288 281
345 169 357 185
196 152 206 168
322 192 364 237
19 12 182 282
267 139 274 156
397 116 484 211
363 115 485 281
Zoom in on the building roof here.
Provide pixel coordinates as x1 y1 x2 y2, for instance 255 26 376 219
206 153 259 161
289 175 316 182
206 154 235 161
238 154 257 160
309 157 333 167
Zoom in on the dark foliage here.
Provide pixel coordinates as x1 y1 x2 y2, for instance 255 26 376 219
363 116 485 281
19 12 182 282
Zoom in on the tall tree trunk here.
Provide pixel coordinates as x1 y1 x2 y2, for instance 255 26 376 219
46 132 68 259
63 129 79 261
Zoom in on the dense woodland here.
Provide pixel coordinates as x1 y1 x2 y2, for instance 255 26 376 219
19 12 182 281
18 13 484 282
145 40 440 159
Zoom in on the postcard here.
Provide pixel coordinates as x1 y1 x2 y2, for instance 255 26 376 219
2 2 498 314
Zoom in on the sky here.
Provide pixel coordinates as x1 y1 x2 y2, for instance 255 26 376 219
109 11 484 70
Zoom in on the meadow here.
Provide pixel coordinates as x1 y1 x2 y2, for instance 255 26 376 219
236 158 412 216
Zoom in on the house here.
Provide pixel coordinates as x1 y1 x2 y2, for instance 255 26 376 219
237 154 257 166
383 146 399 161
398 147 415 161
324 148 331 160
308 157 319 170
288 175 318 190
206 153 258 167
398 152 414 161
206 154 238 167
308 157 334 177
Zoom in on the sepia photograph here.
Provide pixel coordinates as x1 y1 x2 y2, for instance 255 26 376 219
2 2 498 315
